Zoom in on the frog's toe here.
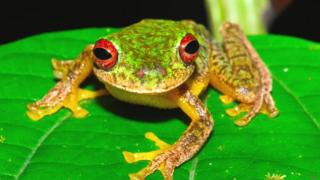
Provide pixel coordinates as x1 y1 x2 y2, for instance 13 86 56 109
123 148 164 163
123 132 171 163
268 108 279 118
264 94 279 118
225 103 250 117
224 103 258 126
219 95 234 105
234 117 251 126
226 106 242 117
128 168 150 180
123 132 176 180
228 103 259 126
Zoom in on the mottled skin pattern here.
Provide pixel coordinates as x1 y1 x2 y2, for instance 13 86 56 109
95 20 207 94
210 23 278 126
26 19 278 179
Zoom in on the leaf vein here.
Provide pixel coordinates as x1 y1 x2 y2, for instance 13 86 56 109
14 113 70 179
273 76 320 129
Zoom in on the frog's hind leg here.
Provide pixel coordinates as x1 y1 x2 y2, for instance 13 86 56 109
27 45 107 120
225 22 279 126
210 22 278 126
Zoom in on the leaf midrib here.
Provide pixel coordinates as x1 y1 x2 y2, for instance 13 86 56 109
15 113 71 179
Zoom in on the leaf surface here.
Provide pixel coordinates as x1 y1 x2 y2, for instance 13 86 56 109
0 28 319 180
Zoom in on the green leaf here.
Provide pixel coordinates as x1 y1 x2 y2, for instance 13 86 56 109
0 28 319 180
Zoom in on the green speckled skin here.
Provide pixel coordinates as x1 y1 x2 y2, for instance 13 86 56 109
93 19 211 94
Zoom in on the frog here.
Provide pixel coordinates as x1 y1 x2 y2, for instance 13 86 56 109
26 19 278 179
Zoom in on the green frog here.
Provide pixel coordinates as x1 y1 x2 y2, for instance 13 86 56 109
26 19 278 179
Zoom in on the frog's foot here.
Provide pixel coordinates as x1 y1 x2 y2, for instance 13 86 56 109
27 45 100 121
226 103 262 126
27 85 107 121
226 94 279 126
123 132 181 180
64 88 107 118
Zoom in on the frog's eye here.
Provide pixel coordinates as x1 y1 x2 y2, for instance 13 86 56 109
179 34 200 64
93 39 118 69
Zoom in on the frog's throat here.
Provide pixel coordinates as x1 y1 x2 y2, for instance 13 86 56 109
93 66 195 95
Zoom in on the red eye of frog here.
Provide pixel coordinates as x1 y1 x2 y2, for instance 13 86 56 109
93 39 118 69
179 34 200 64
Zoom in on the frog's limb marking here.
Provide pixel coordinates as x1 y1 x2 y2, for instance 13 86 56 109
52 58 76 79
223 23 279 125
219 95 234 104
123 90 213 180
27 45 107 120
209 22 278 126
228 22 279 122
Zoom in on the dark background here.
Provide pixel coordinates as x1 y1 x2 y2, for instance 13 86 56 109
0 0 319 44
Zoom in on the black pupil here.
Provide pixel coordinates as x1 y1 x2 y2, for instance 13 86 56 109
93 48 112 60
184 40 199 54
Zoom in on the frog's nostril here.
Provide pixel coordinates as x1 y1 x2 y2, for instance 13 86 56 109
136 69 145 78
157 66 167 76
136 66 167 79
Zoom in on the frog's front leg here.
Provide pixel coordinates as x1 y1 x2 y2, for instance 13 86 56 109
123 90 213 179
209 22 278 126
51 58 77 79
27 45 107 120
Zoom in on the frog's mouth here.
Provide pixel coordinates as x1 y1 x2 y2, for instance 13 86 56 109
93 65 195 95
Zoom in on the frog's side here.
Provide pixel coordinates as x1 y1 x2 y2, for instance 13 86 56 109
26 19 278 179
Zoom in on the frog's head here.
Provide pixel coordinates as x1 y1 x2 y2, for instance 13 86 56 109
92 19 210 94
